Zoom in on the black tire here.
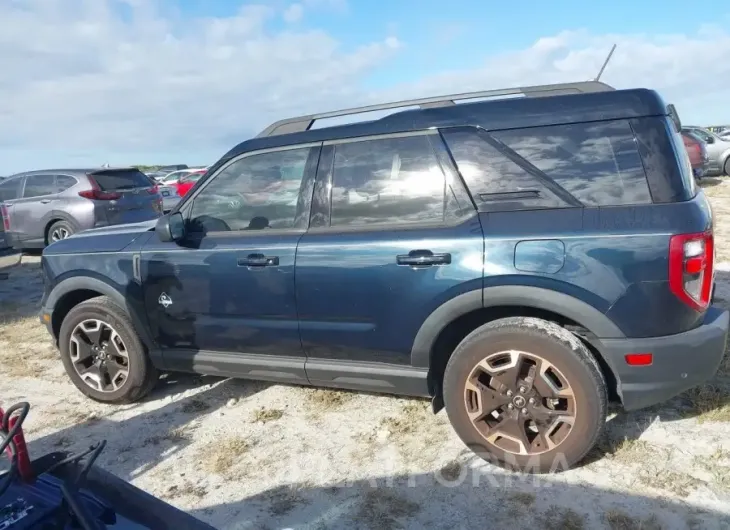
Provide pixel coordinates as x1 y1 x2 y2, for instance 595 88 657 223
58 296 159 404
724 157 730 178
443 317 607 473
47 220 75 245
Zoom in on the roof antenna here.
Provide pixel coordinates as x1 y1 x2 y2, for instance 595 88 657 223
594 44 617 82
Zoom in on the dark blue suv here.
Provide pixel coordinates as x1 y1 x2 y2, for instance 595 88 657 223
39 81 729 472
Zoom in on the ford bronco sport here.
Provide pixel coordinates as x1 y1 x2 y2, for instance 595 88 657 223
39 81 729 472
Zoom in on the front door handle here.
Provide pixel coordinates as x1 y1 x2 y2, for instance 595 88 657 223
40 199 53 204
237 253 280 267
396 250 451 267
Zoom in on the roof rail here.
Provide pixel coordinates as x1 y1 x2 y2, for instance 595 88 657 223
257 80 616 138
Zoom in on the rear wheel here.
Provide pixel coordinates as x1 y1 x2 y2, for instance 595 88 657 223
443 317 607 473
58 296 158 403
724 157 730 177
47 220 75 245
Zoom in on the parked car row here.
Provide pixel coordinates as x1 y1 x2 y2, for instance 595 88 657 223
680 126 730 178
0 168 163 250
147 167 208 212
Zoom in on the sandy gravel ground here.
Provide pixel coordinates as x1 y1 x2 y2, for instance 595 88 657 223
3 180 730 529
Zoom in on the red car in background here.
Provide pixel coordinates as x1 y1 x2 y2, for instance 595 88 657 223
681 130 709 179
175 169 206 197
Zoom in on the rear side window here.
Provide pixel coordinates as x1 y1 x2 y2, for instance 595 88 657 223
55 175 77 192
90 169 152 191
0 178 21 202
330 134 446 227
23 174 56 198
443 121 652 210
492 121 651 207
442 129 573 211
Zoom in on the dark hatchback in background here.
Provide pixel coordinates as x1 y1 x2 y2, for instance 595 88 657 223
0 168 163 250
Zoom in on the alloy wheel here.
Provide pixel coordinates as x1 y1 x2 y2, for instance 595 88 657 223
463 350 575 456
69 319 130 393
51 227 70 242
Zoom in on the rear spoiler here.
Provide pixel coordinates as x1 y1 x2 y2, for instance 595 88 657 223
667 104 682 132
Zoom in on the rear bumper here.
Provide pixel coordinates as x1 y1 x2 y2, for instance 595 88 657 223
599 306 729 410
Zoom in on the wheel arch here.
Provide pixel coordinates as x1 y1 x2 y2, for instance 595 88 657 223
410 286 624 406
47 276 158 362
44 213 80 245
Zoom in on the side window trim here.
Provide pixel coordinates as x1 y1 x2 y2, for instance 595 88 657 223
182 141 323 237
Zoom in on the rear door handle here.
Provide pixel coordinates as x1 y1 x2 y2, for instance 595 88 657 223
40 199 53 204
396 250 451 266
237 253 280 267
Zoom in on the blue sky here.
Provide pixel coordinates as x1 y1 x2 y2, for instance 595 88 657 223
1 0 729 172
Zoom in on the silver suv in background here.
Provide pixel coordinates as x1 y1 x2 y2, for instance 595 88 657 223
682 126 730 176
0 168 163 250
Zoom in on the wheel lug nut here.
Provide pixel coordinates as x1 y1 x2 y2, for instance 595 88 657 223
521 408 528 414
506 390 513 397
508 404 514 410
519 386 526 393
529 398 535 404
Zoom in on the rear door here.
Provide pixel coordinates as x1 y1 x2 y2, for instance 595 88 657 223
295 131 483 376
12 174 58 245
88 169 162 225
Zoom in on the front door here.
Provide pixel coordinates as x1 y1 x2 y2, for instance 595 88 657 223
295 132 484 372
140 143 321 382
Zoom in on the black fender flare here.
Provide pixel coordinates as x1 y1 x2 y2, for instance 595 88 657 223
409 285 625 368
44 276 159 362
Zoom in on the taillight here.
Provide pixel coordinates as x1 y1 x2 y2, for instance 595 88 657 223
78 175 121 201
146 185 159 194
669 231 714 311
1 204 10 231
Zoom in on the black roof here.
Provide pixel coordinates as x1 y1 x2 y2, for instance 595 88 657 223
226 88 667 159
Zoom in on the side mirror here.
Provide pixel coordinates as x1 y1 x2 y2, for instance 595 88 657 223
706 136 715 144
156 212 185 242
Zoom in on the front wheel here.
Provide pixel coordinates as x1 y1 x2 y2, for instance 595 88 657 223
443 317 607 473
724 157 730 178
58 296 159 403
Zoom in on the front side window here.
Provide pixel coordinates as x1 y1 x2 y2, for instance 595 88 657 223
330 134 446 227
189 147 312 233
23 174 56 198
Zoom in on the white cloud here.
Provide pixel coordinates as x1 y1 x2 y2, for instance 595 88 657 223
0 2 729 173
283 4 304 24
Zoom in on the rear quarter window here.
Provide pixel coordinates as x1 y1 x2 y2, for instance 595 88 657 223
443 120 653 210
90 169 153 190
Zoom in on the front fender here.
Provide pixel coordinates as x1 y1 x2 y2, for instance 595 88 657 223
42 275 159 363
409 285 625 368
